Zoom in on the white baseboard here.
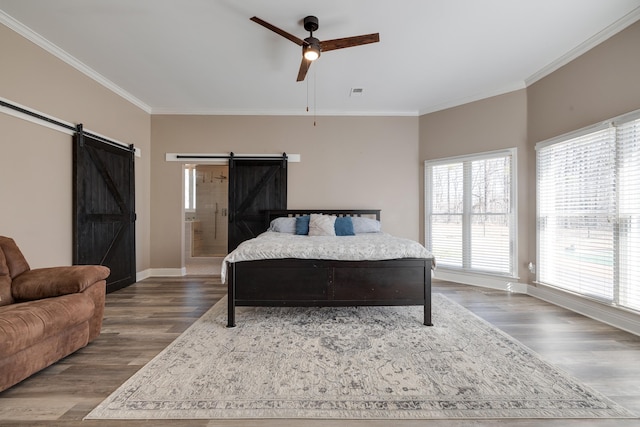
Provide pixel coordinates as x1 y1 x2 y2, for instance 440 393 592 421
142 267 186 278
527 284 640 337
136 269 152 282
434 270 640 336
433 270 528 294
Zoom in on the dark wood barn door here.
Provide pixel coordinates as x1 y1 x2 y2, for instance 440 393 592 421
228 158 287 251
73 132 136 293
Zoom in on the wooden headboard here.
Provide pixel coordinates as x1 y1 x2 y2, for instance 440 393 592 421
264 209 380 229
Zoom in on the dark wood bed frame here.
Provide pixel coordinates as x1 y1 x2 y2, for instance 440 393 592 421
226 209 433 327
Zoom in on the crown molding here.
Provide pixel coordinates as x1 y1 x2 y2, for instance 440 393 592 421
418 81 527 116
420 6 640 116
150 107 419 117
0 11 152 114
525 6 640 86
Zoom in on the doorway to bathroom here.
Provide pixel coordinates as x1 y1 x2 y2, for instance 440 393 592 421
184 164 228 275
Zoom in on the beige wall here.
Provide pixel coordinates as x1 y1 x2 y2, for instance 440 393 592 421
0 24 151 271
419 90 530 280
150 115 420 269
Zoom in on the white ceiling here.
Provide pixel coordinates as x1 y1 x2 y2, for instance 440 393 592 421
1 0 639 116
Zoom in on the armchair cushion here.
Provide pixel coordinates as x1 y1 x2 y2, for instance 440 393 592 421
0 249 12 307
12 266 110 301
0 294 93 358
0 237 30 279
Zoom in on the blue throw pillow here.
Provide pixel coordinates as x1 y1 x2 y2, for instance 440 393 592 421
295 215 310 235
334 216 355 236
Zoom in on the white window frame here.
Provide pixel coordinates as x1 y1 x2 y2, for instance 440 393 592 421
536 109 640 313
184 165 196 212
425 148 518 279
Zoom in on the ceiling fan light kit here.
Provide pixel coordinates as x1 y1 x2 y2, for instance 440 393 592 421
303 38 321 61
250 15 380 82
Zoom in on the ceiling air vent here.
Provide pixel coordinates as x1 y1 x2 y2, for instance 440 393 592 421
350 88 364 97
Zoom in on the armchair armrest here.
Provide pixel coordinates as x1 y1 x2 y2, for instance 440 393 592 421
11 265 110 301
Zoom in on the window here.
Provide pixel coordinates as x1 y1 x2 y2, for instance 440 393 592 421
425 149 516 277
185 165 196 211
617 118 640 311
536 111 640 312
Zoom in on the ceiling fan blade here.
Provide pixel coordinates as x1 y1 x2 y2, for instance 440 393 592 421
320 33 380 52
250 16 305 46
296 58 312 82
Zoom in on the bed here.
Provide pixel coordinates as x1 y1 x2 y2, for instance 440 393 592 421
223 209 435 327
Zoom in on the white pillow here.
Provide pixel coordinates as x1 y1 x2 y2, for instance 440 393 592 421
308 213 336 236
269 217 296 233
352 217 381 233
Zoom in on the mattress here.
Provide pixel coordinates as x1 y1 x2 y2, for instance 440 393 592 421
221 231 434 283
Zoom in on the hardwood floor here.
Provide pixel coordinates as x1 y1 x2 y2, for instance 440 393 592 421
1 277 639 427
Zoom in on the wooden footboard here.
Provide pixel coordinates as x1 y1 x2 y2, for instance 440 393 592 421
227 258 432 327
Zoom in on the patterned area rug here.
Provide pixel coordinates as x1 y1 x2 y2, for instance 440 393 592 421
86 294 635 420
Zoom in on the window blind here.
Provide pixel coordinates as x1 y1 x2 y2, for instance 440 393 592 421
616 118 640 311
426 149 515 277
537 113 640 313
430 163 464 267
537 128 616 301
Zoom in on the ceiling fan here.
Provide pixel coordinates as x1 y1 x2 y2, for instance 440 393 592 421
250 15 380 82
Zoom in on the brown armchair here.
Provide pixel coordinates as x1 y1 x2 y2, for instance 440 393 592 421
0 236 110 392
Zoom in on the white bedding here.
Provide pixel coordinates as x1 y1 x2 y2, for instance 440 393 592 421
221 231 435 283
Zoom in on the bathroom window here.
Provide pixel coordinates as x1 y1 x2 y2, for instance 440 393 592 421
185 166 196 211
